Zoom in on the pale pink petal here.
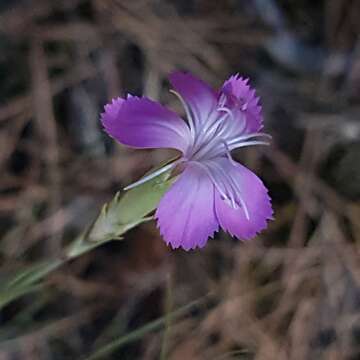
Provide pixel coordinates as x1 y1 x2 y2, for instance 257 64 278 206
214 159 273 240
169 71 217 127
101 96 191 152
155 164 219 250
220 74 263 133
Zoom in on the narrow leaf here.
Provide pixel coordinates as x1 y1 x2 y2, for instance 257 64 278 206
84 295 210 360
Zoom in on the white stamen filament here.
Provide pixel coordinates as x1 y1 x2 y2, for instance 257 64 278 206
216 107 234 120
228 140 270 151
190 109 233 159
202 107 234 139
211 161 250 219
191 138 222 161
221 140 238 167
170 90 196 138
192 162 230 202
190 109 226 155
204 108 232 135
124 160 181 191
228 132 272 145
193 138 269 163
214 165 239 209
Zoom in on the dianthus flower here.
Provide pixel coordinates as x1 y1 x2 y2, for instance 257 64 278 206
101 72 273 250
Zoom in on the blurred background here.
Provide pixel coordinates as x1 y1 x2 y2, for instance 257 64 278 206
0 0 360 359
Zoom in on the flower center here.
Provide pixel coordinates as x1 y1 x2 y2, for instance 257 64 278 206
184 97 269 163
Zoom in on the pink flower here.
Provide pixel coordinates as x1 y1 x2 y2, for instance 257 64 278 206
101 72 273 250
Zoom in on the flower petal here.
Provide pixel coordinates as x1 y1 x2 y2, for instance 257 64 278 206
214 159 273 240
169 72 217 128
220 74 263 133
155 164 219 250
101 96 191 152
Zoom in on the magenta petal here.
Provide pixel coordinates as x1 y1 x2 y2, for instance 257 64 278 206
214 160 273 240
220 74 263 133
169 72 217 126
155 164 219 250
101 96 191 152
